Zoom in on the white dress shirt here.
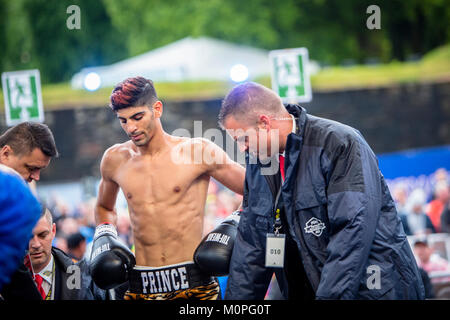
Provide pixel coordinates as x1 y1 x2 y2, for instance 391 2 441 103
36 254 54 299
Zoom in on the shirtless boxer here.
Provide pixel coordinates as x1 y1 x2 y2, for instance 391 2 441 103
90 77 245 300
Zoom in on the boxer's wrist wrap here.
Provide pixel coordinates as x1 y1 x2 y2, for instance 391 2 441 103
94 223 118 239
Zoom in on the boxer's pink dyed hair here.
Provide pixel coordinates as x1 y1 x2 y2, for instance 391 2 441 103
109 76 158 111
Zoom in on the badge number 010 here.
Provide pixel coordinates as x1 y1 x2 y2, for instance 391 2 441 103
265 233 285 268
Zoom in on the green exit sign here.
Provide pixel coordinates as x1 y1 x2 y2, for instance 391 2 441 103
269 48 312 103
2 69 44 126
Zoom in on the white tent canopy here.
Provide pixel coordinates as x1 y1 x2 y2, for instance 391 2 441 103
71 36 273 89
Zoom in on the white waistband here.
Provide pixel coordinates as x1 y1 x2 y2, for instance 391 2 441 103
134 261 194 271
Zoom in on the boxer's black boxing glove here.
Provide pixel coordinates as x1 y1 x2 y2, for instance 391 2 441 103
194 211 241 276
89 223 136 290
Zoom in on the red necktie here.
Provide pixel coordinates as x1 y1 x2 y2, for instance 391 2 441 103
279 154 285 182
34 274 46 300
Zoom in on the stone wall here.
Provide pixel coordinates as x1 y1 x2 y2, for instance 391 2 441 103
1 81 449 182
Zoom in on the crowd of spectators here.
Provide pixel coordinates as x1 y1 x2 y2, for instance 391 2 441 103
389 168 450 298
392 168 450 236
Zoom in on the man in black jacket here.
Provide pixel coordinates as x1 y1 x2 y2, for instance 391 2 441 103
219 82 425 300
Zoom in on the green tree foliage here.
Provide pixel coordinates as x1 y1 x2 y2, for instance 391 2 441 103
380 0 450 61
1 0 127 83
1 0 449 83
101 0 450 64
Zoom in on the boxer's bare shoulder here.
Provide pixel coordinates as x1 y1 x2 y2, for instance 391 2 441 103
169 135 228 167
100 141 136 180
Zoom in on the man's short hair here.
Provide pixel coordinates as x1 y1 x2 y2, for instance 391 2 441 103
67 232 85 250
109 76 158 112
218 82 284 128
39 202 53 226
0 122 58 158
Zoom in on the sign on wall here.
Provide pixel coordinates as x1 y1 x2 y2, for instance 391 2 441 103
2 69 44 126
269 47 312 103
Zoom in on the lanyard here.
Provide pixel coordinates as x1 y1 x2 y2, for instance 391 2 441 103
272 183 283 235
44 259 55 300
271 110 301 235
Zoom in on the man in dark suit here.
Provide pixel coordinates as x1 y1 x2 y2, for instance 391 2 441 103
28 206 106 300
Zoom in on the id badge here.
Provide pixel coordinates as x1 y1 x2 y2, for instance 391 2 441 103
265 233 285 268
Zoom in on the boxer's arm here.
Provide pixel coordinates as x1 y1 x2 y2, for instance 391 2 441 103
95 150 120 226
203 140 245 195
96 179 119 225
91 147 135 290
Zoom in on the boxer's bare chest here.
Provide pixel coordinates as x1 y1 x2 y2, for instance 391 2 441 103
113 151 205 206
